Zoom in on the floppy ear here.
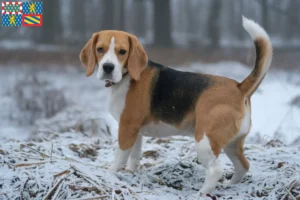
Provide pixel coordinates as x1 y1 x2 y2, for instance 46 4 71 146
79 33 99 77
127 35 148 81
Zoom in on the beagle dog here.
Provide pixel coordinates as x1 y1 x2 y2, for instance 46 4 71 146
80 17 272 194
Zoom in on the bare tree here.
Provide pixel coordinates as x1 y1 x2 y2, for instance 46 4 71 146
206 0 221 48
102 0 115 30
153 0 173 47
133 0 146 37
236 0 244 41
118 0 125 30
185 0 200 48
261 0 269 32
71 0 86 42
286 0 300 40
38 0 62 44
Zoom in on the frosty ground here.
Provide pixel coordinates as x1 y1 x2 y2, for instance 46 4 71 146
0 62 300 199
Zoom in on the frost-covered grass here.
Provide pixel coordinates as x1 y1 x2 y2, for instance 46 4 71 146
0 62 300 199
0 132 300 199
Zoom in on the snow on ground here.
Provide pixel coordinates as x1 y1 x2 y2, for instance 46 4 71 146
1 131 300 200
0 61 300 199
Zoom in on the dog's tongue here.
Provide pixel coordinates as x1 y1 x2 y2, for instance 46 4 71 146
105 80 113 87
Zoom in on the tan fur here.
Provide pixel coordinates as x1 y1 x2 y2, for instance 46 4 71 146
116 73 250 168
234 135 250 170
118 68 156 150
127 35 148 80
194 78 245 154
80 34 99 76
79 30 149 149
79 31 148 78
239 38 272 97
80 29 271 189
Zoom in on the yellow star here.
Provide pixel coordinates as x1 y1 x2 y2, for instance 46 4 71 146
9 15 16 26
29 3 36 14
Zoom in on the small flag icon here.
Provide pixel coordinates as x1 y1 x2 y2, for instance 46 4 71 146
22 14 42 26
22 2 42 14
2 14 22 26
1 2 43 27
2 2 22 14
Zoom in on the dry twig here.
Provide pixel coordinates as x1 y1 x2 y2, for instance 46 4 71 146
71 165 107 195
43 170 74 200
54 170 71 179
20 177 30 200
20 144 50 159
15 161 56 168
68 195 109 200
52 182 64 200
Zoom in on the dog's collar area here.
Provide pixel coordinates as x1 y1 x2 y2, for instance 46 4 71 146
105 72 129 87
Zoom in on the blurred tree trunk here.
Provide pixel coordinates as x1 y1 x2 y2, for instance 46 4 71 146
153 0 173 47
102 0 115 29
90 0 103 33
236 0 244 41
133 1 146 37
118 0 125 30
185 1 199 48
38 0 62 44
207 0 221 48
261 0 269 32
71 0 86 43
286 0 299 39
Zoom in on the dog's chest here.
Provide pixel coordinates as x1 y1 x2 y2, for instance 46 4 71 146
109 76 130 122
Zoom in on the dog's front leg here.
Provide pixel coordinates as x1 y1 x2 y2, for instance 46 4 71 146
127 134 142 172
111 146 131 171
112 132 142 172
112 114 143 171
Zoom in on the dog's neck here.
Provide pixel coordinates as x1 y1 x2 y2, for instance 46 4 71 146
109 74 131 122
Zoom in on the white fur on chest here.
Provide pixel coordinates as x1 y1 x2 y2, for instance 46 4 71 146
140 122 194 137
109 76 130 122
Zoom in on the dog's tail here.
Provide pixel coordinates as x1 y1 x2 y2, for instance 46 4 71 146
238 16 273 97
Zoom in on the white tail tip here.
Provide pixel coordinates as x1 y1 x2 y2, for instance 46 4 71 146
242 16 269 40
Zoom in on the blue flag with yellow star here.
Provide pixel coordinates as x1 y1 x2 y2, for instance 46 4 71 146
2 14 21 26
23 2 42 14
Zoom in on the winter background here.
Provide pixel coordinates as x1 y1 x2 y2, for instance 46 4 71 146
0 0 300 199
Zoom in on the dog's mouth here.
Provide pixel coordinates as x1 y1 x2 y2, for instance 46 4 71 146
105 80 114 87
102 74 114 87
104 72 129 88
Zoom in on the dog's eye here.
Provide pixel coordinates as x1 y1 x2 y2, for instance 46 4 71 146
119 49 126 55
97 47 104 53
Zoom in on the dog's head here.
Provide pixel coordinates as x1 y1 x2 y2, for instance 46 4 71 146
79 31 148 86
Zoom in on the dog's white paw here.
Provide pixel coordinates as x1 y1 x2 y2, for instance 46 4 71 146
222 179 233 187
196 191 215 200
126 159 139 172
198 185 216 197
111 162 125 172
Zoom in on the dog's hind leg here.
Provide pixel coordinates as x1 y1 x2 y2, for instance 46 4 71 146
224 103 251 184
195 134 223 195
194 104 243 195
223 135 249 184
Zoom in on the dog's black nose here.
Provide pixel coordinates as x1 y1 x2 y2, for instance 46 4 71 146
103 63 114 73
